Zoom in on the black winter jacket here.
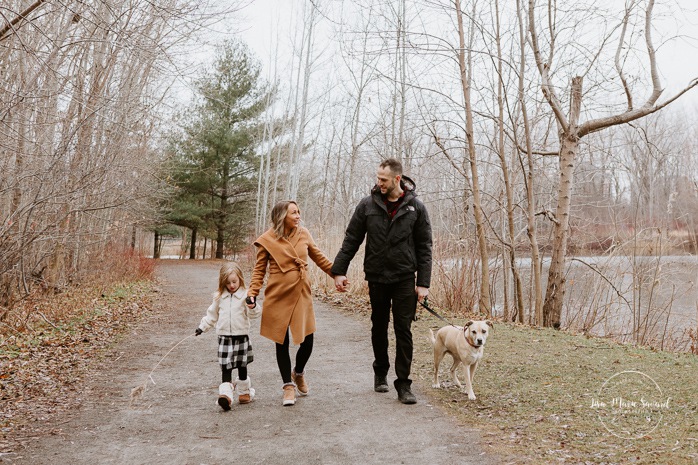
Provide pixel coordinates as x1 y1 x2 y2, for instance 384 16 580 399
331 176 432 287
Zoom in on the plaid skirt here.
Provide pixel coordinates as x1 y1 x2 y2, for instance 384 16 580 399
218 335 254 370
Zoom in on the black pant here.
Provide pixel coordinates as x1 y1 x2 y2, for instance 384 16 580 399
368 278 417 387
276 329 314 384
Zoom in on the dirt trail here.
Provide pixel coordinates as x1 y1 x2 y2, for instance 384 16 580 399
7 261 493 464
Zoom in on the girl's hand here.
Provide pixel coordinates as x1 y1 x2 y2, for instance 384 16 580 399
245 296 256 309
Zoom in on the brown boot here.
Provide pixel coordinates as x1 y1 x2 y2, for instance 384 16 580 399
282 383 296 406
291 370 309 396
236 377 254 404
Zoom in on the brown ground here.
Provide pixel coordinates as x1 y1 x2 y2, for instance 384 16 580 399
1 260 495 465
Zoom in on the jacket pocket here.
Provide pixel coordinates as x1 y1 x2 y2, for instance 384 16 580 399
388 238 416 272
365 208 387 235
389 211 417 245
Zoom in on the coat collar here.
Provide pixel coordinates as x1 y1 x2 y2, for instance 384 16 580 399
371 189 415 220
254 227 309 273
221 288 246 300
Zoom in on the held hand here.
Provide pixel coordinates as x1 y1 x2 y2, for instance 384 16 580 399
415 286 429 303
334 275 349 292
245 296 256 309
195 328 203 336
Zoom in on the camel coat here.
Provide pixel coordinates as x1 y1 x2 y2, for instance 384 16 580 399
248 227 333 345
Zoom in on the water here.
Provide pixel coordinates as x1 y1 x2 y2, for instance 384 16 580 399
489 255 697 347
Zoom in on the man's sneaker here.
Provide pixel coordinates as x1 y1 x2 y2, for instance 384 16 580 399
217 382 234 411
396 384 417 404
282 383 296 406
374 375 389 393
292 370 309 396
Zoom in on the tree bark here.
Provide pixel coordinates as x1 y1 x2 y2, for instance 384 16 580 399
494 0 525 321
153 231 161 259
542 76 583 328
455 0 491 314
189 228 197 259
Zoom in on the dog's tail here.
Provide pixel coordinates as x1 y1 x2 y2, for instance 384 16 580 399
428 328 436 346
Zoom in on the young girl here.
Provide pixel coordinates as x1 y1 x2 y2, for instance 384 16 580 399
195 262 261 411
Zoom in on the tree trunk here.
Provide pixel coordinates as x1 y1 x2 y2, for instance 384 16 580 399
541 133 576 327
153 231 161 259
455 0 491 314
542 76 582 328
189 227 197 259
516 0 543 324
494 0 524 322
215 229 224 259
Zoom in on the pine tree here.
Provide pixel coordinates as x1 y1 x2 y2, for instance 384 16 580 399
164 40 271 258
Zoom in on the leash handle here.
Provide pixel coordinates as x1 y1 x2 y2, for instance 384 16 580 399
418 298 456 327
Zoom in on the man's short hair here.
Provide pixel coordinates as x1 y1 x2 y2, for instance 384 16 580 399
379 158 403 176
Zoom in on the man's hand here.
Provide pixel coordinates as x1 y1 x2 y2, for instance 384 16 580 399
415 286 429 302
245 296 256 309
334 275 349 292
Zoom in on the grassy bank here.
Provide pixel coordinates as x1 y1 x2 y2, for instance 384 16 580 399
0 280 156 452
325 293 698 464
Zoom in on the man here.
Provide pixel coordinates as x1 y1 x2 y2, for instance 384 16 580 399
332 158 432 404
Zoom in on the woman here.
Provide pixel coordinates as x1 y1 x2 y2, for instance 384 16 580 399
246 200 334 406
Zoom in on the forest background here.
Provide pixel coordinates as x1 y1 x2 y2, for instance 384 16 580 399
2 0 698 353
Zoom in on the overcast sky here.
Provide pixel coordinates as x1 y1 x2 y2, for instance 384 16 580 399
224 0 698 109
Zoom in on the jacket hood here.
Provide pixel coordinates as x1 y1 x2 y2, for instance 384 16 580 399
371 174 417 196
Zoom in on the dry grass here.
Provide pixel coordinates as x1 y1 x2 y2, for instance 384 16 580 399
324 293 698 464
0 280 156 453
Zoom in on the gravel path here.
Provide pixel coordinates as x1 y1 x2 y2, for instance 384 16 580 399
8 260 493 465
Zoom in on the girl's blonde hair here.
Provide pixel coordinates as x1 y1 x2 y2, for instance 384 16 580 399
215 261 245 299
270 200 299 238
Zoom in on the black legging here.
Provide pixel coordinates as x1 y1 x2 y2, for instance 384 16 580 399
222 366 247 383
276 330 314 384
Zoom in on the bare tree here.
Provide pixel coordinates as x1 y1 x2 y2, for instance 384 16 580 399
527 0 698 327
455 0 491 314
0 0 241 318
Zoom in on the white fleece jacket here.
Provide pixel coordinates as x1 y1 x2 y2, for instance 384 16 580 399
198 287 262 336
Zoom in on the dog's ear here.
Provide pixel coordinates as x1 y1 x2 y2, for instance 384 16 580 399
485 320 493 328
464 320 474 328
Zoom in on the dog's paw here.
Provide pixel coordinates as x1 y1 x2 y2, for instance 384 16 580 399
432 383 441 389
468 393 477 400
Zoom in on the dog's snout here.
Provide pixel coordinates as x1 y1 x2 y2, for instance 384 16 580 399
476 338 483 345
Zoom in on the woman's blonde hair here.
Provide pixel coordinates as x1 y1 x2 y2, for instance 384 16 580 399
215 261 245 299
270 200 299 238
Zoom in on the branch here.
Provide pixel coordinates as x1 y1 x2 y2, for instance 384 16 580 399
514 141 559 157
644 0 663 107
528 0 569 130
579 77 698 137
428 124 468 178
0 0 46 41
535 209 560 225
615 0 636 111
570 258 632 311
